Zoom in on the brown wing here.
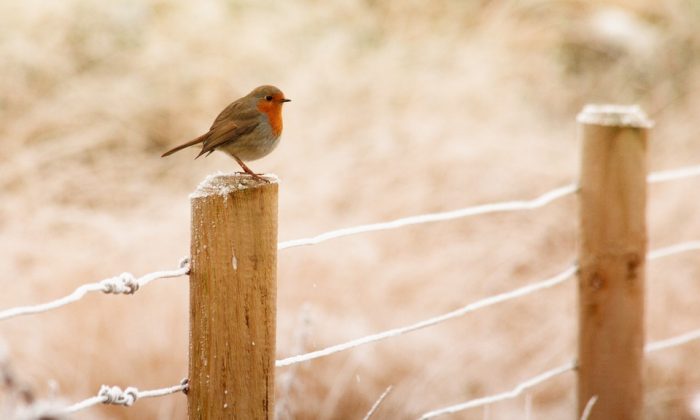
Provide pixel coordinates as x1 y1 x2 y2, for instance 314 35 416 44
195 105 261 158
163 96 262 159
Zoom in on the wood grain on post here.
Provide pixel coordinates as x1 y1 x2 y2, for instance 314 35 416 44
576 105 652 420
189 173 278 420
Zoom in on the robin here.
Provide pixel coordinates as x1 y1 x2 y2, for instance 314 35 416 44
161 85 291 181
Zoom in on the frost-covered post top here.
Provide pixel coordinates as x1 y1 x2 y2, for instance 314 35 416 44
576 104 653 129
190 172 279 199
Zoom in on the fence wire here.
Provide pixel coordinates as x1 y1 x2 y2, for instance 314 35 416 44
418 324 700 419
278 184 578 250
647 241 700 260
0 258 189 322
49 379 189 417
646 327 700 353
647 163 700 183
278 163 700 251
277 239 700 367
276 265 578 367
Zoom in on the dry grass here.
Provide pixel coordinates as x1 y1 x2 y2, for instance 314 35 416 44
1 0 700 418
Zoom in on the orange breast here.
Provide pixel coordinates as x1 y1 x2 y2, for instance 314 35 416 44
257 101 284 137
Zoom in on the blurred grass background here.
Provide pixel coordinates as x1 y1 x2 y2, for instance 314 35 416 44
1 0 700 418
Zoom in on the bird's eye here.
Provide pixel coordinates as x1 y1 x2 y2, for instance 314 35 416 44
265 95 273 101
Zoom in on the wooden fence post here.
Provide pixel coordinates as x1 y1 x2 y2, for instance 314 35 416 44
188 174 278 420
576 105 652 420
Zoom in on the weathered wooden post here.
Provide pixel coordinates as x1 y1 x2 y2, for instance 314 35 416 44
189 174 278 419
576 105 652 420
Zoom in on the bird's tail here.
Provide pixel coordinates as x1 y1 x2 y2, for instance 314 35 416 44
161 133 208 157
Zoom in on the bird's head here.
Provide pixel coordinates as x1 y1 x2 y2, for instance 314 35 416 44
250 85 290 110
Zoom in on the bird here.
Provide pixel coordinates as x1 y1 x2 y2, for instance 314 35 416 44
161 85 291 181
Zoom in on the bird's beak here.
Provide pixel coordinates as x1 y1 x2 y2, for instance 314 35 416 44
281 98 291 102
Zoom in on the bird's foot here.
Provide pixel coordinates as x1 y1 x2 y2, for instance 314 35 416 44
235 171 270 183
232 156 270 183
251 173 270 183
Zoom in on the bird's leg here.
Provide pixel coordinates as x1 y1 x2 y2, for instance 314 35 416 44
232 155 268 183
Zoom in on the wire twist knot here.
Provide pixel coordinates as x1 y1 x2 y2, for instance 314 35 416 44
98 385 139 406
101 273 139 295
